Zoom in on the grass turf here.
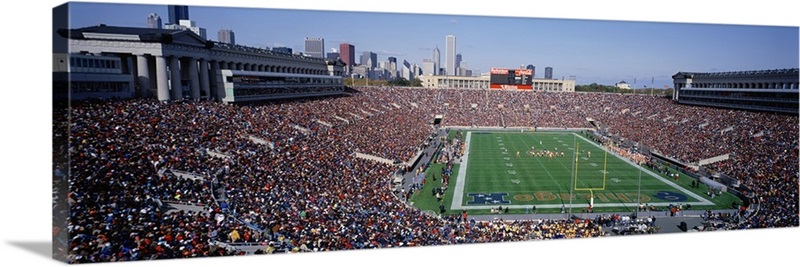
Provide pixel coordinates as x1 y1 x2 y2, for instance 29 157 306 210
410 130 740 215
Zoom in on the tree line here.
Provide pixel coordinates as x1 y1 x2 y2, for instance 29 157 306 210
575 83 673 96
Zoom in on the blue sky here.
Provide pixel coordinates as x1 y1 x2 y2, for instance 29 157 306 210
64 1 799 87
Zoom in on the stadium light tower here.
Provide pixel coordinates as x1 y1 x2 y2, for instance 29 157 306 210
650 77 654 96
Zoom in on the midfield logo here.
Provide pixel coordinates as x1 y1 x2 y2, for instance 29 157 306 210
467 192 510 205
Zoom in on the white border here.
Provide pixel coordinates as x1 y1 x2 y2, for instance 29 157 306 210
3 1 798 267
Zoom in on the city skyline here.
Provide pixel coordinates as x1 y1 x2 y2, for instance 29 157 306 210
64 2 799 87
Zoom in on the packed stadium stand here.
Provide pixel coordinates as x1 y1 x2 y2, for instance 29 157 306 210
54 87 798 263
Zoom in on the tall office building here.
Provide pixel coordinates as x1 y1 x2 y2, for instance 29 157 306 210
458 61 469 76
445 35 456 76
167 5 189 25
360 51 377 69
455 53 462 70
368 52 377 69
433 47 441 75
339 43 355 67
545 67 553 79
401 60 414 80
526 65 535 78
387 57 397 76
146 13 162 29
304 37 325 58
217 29 235 44
422 59 440 76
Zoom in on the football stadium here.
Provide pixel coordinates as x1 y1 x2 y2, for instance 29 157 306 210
54 85 799 262
50 3 799 264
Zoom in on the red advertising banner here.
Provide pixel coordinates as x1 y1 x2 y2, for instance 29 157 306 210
514 69 533 76
490 68 509 74
490 84 533 90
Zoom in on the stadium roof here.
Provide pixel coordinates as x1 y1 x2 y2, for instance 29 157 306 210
57 24 208 46
673 68 799 79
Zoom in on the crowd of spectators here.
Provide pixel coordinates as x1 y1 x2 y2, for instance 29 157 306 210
604 142 648 165
434 130 465 164
56 86 797 263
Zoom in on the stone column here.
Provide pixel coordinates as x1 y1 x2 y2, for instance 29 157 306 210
155 56 170 101
136 55 151 98
188 58 201 100
199 58 210 100
170 56 183 100
211 60 222 100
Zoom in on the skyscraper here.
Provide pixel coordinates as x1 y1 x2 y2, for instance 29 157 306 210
433 47 441 75
526 65 535 78
422 59 435 76
387 57 397 77
217 29 235 45
445 35 456 76
360 51 377 69
167 5 189 25
339 43 355 67
304 37 325 58
401 60 414 80
545 67 553 79
146 13 162 29
455 53 462 69
458 61 468 76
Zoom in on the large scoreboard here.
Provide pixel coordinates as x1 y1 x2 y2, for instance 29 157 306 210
489 68 533 90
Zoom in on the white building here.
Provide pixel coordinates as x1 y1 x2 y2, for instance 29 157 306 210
615 81 631 89
533 78 575 92
164 19 206 39
422 59 436 76
419 75 575 92
445 35 456 76
419 75 489 89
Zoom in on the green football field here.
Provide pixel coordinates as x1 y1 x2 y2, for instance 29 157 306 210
409 130 739 215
